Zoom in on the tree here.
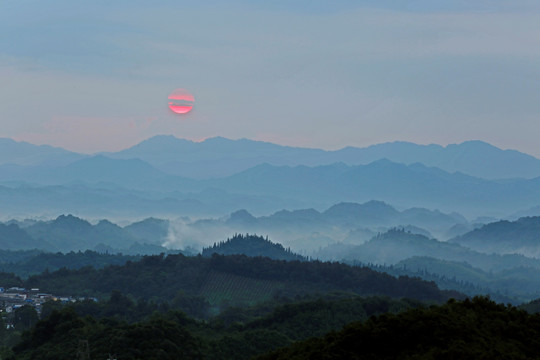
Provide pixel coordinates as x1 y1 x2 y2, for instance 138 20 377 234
13 305 38 331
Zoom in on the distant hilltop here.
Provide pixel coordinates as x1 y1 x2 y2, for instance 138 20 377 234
202 233 306 261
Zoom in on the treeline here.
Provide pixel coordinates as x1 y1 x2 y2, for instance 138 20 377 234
202 234 305 261
259 296 540 360
15 253 461 312
0 250 138 278
7 294 425 360
360 260 518 304
7 296 540 359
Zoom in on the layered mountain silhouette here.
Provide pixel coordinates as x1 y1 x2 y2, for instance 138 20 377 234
3 215 170 253
106 136 540 179
203 161 540 217
316 229 540 273
0 223 51 250
0 138 84 166
222 201 465 235
1 157 540 217
2 136 540 218
3 135 540 179
450 216 540 256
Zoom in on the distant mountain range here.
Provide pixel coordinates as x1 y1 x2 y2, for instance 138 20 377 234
2 135 540 179
0 202 469 254
106 136 540 180
0 138 84 166
348 229 540 267
226 201 466 228
215 201 467 245
2 136 540 218
2 215 169 253
2 157 540 217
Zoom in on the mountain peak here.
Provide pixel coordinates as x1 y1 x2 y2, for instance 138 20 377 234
53 214 92 228
227 209 257 224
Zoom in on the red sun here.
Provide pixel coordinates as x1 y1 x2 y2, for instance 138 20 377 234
168 89 195 114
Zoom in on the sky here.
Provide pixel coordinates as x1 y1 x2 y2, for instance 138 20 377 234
2 1 540 155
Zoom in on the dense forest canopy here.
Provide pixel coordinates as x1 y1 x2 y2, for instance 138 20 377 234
258 296 540 360
5 296 540 359
202 234 305 261
17 252 459 309
0 216 539 358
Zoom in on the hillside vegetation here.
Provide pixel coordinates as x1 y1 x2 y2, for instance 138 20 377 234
17 253 460 312
202 234 305 261
259 296 540 360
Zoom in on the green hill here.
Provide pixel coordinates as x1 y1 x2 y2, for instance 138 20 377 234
259 296 540 360
23 253 461 311
202 234 305 261
451 216 540 255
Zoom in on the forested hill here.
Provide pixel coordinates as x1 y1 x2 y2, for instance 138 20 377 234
202 234 305 261
450 216 540 255
8 296 427 360
22 253 462 308
0 250 138 278
259 296 540 360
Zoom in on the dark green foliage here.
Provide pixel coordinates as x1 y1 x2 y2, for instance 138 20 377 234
207 329 290 360
370 257 519 303
171 291 211 319
12 306 38 332
367 256 540 303
240 295 421 341
0 250 43 264
22 253 459 309
9 294 424 360
39 291 204 323
259 296 540 360
11 296 540 360
0 250 137 278
0 272 24 287
520 297 540 314
13 309 204 360
202 234 305 261
40 300 65 320
42 294 158 323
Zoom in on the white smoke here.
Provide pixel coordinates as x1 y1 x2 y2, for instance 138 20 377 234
161 215 348 256
162 217 239 252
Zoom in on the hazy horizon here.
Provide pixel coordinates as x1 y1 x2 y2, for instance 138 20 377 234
3 134 540 159
3 1 540 155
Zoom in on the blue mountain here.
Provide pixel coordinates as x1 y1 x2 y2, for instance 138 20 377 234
0 138 84 166
108 136 540 180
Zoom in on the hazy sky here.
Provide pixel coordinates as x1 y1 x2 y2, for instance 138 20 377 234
2 1 540 155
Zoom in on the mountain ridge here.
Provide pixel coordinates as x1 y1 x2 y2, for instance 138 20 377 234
3 136 540 180
2 158 540 217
